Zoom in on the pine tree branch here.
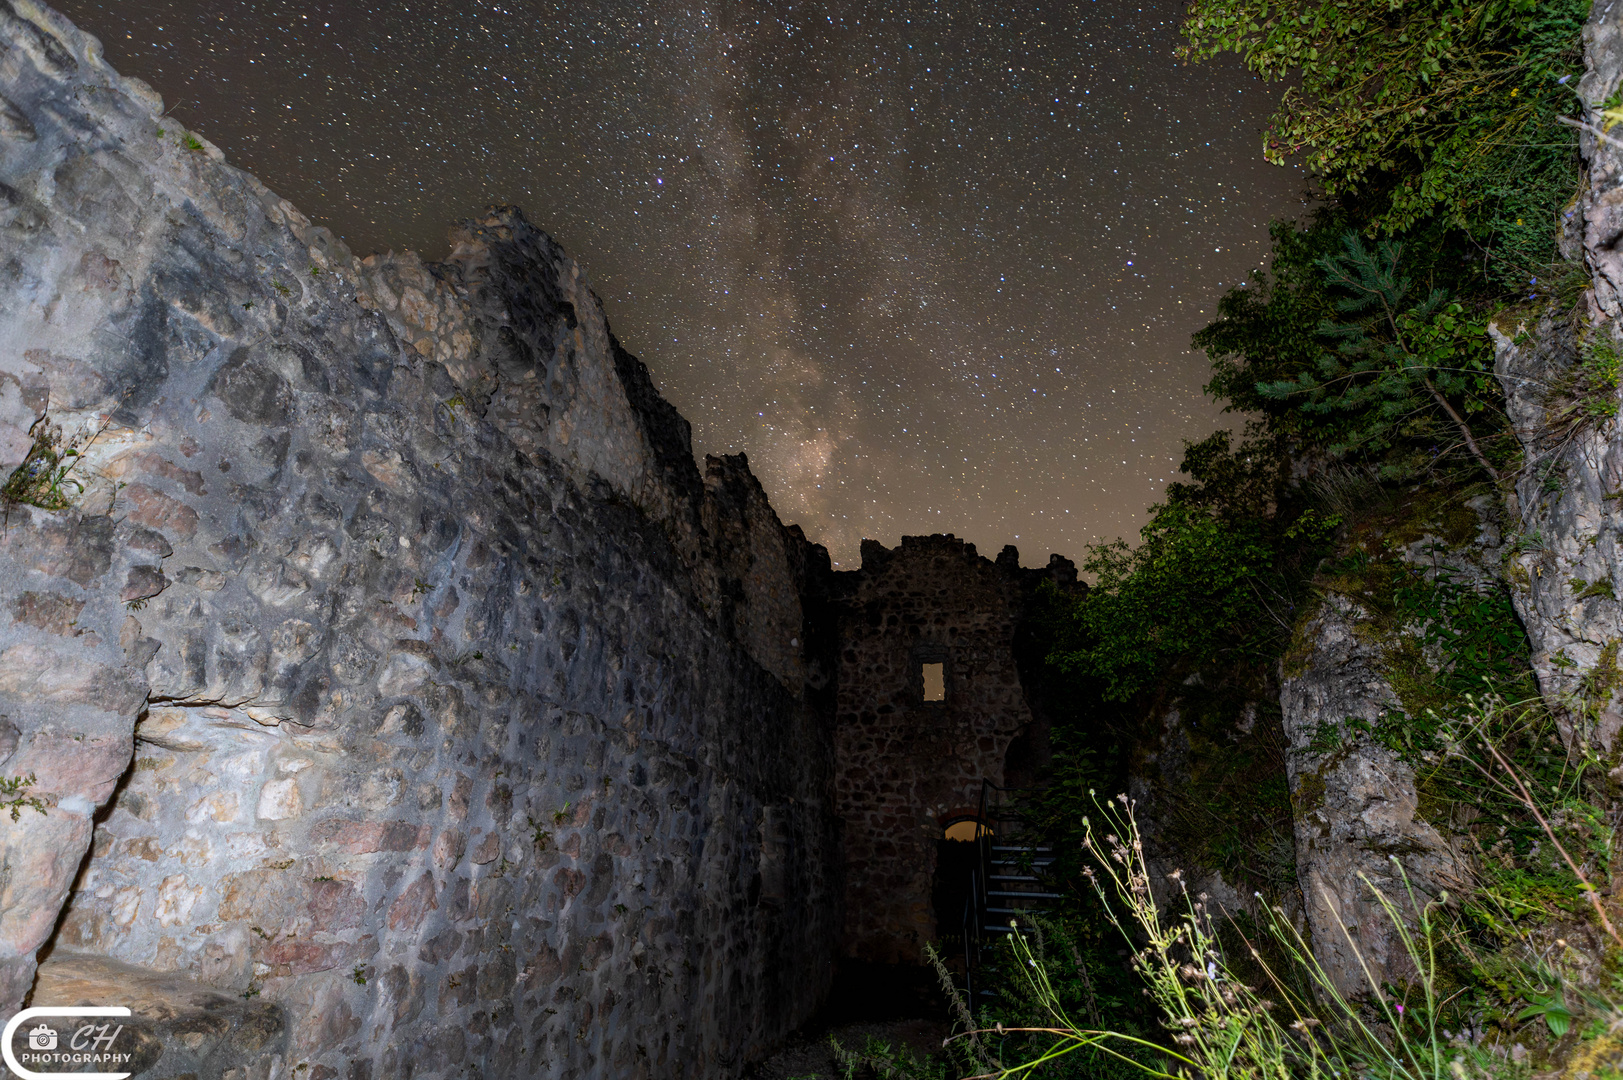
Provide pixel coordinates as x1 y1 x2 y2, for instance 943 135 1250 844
1419 374 1501 484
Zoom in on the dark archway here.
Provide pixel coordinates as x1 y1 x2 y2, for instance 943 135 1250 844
931 815 989 971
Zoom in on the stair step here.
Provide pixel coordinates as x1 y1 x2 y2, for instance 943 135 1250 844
986 906 1049 914
987 890 1064 899
990 874 1041 881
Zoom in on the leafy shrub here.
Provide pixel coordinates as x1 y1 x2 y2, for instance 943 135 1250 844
1055 501 1277 703
1179 0 1586 280
1196 215 1521 484
1256 232 1501 481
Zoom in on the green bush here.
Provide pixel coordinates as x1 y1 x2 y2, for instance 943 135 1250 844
1255 232 1501 481
1179 0 1585 280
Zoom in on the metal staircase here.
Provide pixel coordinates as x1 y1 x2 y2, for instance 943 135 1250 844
960 780 1062 1004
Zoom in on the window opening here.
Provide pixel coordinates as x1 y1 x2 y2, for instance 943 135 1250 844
922 661 945 702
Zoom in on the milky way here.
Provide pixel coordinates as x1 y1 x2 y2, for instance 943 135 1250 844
61 0 1308 565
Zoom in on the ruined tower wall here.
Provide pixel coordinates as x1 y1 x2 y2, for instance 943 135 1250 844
0 3 838 1076
831 535 1038 964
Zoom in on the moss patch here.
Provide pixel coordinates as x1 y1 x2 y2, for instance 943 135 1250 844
1382 635 1453 723
1576 639 1623 721
1293 768 1328 816
1575 577 1616 601
1342 483 1488 552
1281 595 1326 678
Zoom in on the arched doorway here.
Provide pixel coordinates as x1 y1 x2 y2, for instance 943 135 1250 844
932 815 990 965
942 818 991 842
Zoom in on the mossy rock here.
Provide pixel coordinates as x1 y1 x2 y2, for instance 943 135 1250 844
1281 595 1328 679
1293 768 1328 816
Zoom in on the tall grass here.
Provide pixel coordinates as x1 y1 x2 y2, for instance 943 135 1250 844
935 781 1615 1080
965 794 1467 1080
834 685 1622 1080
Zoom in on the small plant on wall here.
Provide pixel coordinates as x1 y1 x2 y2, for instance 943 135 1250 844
0 774 45 822
1 414 94 510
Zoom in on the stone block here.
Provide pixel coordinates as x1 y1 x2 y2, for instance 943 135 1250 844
122 483 199 541
386 874 439 932
32 953 287 1080
256 778 302 821
9 590 85 634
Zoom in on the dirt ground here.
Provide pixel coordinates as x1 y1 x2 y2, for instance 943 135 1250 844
742 959 959 1078
742 1016 954 1079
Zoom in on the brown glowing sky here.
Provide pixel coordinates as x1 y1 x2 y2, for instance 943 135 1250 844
62 0 1308 565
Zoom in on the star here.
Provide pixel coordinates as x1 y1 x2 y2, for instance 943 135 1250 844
61 0 1305 565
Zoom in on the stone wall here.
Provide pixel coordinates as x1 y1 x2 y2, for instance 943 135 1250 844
0 3 838 1076
830 535 1075 964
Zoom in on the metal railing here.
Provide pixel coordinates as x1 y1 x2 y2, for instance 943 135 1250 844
961 778 1061 1004
959 780 1002 1004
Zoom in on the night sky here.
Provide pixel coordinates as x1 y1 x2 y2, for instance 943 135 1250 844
59 0 1308 566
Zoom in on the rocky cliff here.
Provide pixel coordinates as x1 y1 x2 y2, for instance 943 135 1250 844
1486 2 1623 759
0 2 839 1076
1282 565 1479 999
1273 0 1623 1000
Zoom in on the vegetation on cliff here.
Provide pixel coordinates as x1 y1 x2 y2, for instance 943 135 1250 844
834 2 1618 1075
880 3 1623 1079
1181 0 1586 281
